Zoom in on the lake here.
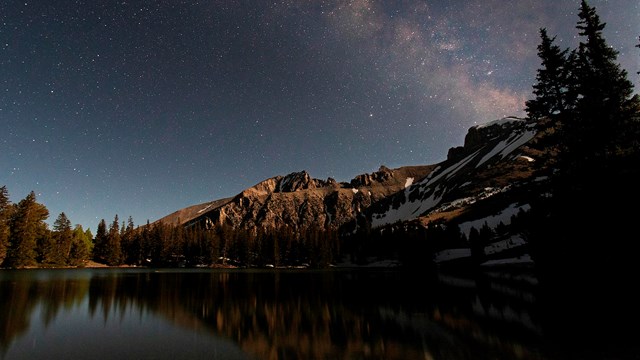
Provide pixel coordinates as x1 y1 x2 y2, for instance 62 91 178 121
0 268 636 359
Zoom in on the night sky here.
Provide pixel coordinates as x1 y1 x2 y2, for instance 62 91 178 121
2 1 639 231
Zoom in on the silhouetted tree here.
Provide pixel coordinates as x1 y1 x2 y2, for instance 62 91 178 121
564 0 639 164
105 215 123 266
529 2 640 284
93 219 108 264
121 216 138 264
526 28 571 120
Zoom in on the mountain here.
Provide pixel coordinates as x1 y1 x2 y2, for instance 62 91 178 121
155 116 556 267
367 116 545 228
156 165 435 232
353 116 556 267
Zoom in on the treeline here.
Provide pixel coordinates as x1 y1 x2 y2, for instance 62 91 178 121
0 181 533 270
0 186 341 269
343 206 534 269
92 216 340 268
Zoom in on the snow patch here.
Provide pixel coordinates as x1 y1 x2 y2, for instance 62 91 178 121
438 273 476 288
481 254 533 267
417 150 479 188
484 235 527 255
476 128 537 168
197 203 213 214
371 188 443 228
404 177 414 189
459 203 531 237
474 116 524 129
370 148 482 228
498 129 537 159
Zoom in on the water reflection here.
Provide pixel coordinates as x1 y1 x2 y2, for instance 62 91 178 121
0 268 573 359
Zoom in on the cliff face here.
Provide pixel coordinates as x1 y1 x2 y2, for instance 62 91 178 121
156 166 434 232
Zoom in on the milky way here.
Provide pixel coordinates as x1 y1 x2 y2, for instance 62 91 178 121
1 0 638 230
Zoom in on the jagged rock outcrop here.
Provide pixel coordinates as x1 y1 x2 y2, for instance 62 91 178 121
349 166 394 187
156 165 434 232
275 171 322 192
463 117 526 150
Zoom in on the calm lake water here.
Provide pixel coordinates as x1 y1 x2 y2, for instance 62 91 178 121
0 268 637 360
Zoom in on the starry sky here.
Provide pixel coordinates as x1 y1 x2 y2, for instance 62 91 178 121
1 0 639 231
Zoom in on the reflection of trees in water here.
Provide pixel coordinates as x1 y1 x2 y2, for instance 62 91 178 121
0 274 34 354
85 270 435 359
1 270 550 360
0 270 90 354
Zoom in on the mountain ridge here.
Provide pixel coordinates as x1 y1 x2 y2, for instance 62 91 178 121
156 164 436 232
156 116 550 249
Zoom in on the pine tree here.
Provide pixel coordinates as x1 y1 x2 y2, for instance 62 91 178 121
121 216 137 264
526 28 571 120
5 191 49 268
44 212 73 266
0 186 12 265
105 215 123 266
566 0 639 162
529 2 640 283
69 225 92 266
93 219 108 263
84 228 94 252
141 220 152 264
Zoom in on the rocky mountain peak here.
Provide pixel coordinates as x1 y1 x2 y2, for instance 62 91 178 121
276 170 317 193
448 117 529 161
465 117 527 149
349 165 395 187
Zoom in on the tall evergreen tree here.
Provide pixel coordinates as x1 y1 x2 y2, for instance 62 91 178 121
93 219 108 263
44 212 73 266
105 215 123 266
529 2 640 285
0 186 12 265
121 216 139 264
566 0 639 162
4 191 49 268
69 225 92 266
526 28 571 120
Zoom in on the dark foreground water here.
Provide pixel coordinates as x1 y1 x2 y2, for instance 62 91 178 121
0 268 637 360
